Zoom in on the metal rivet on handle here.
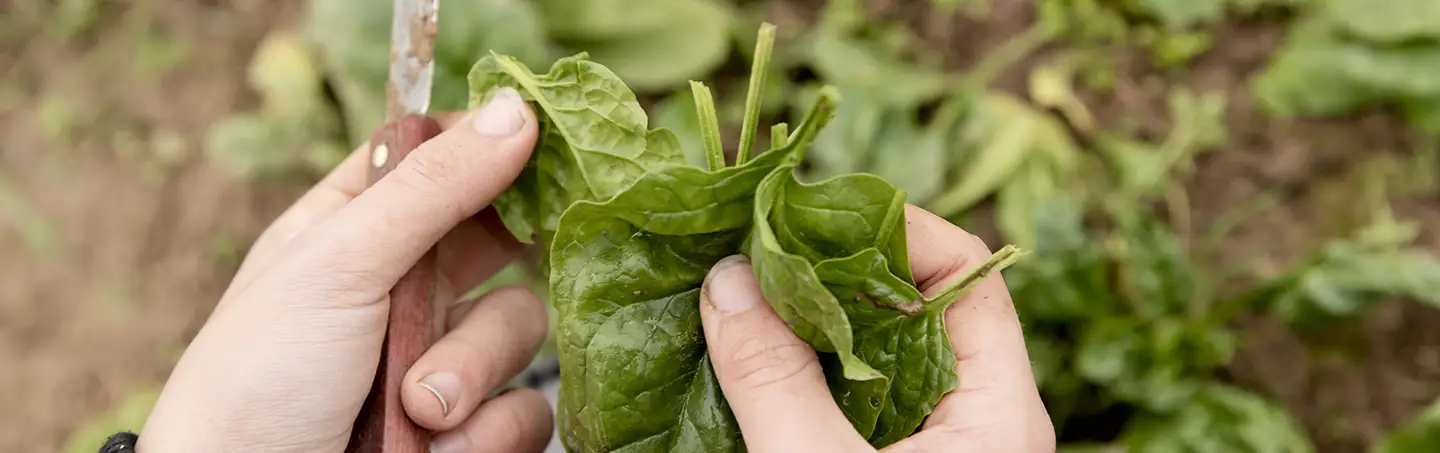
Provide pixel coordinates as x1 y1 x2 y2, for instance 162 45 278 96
371 143 390 168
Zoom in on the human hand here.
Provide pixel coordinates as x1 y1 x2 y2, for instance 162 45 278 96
139 88 553 453
696 205 1056 452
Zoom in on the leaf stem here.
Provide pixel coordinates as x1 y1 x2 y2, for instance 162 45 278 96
787 86 841 165
737 23 777 165
770 123 789 151
924 244 1026 310
690 81 726 171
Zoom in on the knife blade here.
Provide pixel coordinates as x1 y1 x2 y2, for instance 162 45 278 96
347 0 442 452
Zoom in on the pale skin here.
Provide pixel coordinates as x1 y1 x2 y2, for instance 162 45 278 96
140 90 1056 453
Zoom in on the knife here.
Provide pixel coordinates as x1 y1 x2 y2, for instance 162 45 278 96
346 0 441 452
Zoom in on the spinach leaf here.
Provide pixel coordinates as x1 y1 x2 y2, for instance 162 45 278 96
476 25 1022 450
751 165 1022 447
546 87 837 452
468 53 686 245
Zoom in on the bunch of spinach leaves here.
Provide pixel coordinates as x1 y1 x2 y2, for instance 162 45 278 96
467 24 1021 451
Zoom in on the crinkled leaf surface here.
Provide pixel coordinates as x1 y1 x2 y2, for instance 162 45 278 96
750 168 1019 447
478 47 1021 451
545 114 835 449
469 53 686 245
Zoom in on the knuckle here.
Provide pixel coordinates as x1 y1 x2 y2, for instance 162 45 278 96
392 147 464 195
483 390 551 451
485 285 549 340
722 329 817 391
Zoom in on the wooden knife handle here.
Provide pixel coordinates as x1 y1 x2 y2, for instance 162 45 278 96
346 114 443 453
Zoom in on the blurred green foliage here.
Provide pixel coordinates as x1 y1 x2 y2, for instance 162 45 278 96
59 389 159 453
1254 0 1440 133
176 0 1440 451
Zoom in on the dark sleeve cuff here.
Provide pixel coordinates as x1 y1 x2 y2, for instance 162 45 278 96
100 432 138 453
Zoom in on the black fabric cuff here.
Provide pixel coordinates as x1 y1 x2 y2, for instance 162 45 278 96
99 432 137 453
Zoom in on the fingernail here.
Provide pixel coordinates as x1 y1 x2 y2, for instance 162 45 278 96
430 431 471 453
418 372 461 416
472 87 526 137
702 255 764 313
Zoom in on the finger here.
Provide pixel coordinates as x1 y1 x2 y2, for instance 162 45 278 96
433 110 469 129
437 208 527 298
428 388 553 453
401 286 549 431
217 143 370 305
699 255 870 452
901 205 1054 450
259 88 536 306
220 109 483 307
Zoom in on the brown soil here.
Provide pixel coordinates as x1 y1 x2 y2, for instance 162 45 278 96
914 2 1440 451
3 1 1439 452
1046 14 1440 453
0 2 305 450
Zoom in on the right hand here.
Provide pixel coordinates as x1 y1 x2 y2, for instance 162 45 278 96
696 205 1056 452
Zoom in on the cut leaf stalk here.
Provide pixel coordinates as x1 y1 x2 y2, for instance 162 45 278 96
691 80 727 170
736 22 777 165
771 122 789 150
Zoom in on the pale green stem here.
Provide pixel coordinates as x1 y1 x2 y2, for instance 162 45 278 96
770 123 789 151
690 81 726 171
736 23 777 165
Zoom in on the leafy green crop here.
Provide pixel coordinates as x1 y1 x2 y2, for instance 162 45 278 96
1254 0 1440 132
469 24 1021 451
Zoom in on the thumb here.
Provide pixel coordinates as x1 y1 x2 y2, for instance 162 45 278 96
700 255 871 452
263 87 536 304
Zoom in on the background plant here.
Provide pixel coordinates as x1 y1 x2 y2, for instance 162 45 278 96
37 0 1440 451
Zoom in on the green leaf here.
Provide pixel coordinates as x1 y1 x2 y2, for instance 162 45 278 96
548 168 758 452
806 22 948 106
546 82 841 451
1123 385 1313 453
1375 398 1440 452
1321 0 1440 44
1007 197 1117 322
751 161 1023 446
1254 20 1440 119
1124 0 1227 29
1074 316 1234 412
804 86 900 179
927 92 1080 221
494 30 1025 449
543 0 733 91
869 95 963 204
469 53 686 244
1270 242 1440 326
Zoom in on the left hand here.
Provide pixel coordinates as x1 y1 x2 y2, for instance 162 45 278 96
140 89 553 453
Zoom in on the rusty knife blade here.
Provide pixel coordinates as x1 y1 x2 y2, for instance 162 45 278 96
387 0 438 119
